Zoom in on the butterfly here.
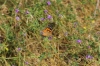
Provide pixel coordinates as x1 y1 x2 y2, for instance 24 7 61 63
41 23 55 37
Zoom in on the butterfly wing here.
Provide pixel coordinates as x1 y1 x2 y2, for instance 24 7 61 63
42 28 52 36
42 23 55 37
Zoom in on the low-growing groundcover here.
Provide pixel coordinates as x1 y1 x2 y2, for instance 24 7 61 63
0 0 100 66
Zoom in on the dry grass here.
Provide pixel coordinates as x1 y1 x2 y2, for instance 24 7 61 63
0 0 100 66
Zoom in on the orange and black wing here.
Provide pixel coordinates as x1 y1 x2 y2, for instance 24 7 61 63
42 23 55 37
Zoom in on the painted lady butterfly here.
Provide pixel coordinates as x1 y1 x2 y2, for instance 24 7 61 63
41 23 55 37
